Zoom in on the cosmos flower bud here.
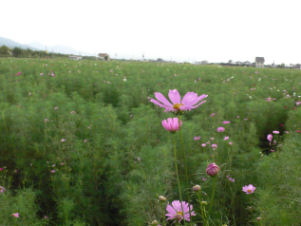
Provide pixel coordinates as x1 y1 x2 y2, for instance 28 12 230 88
151 220 159 225
201 201 208 205
192 185 201 191
206 163 220 176
159 195 167 201
162 118 182 132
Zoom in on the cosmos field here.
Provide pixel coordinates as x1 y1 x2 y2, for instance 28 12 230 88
0 58 300 225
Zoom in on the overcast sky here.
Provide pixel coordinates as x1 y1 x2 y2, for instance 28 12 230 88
1 0 301 64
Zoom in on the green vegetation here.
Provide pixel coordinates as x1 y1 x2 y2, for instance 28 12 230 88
0 58 300 225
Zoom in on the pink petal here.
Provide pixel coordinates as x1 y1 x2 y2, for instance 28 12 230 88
168 89 181 104
154 92 173 107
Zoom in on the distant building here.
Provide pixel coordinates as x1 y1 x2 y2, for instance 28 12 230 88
255 57 265 68
98 53 110 61
69 55 82 60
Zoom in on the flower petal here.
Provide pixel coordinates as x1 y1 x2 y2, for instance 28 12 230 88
154 92 173 107
168 89 181 104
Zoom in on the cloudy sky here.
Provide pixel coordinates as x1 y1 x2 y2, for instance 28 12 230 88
1 0 301 64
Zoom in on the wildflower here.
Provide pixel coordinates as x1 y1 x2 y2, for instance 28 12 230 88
257 216 262 221
296 130 301 133
226 175 235 183
202 177 207 182
192 185 201 191
210 137 214 141
16 72 21 76
267 134 273 143
223 121 231 124
150 89 207 112
50 72 55 77
0 168 3 171
228 141 233 145
210 113 215 117
162 118 182 132
296 101 301 106
60 138 66 143
12 212 19 218
166 200 196 222
217 127 225 132
211 144 218 150
206 163 220 176
242 184 256 194
201 143 207 147
0 186 6 193
194 136 201 141
272 130 280 134
40 72 44 76
224 136 229 141
50 169 56 173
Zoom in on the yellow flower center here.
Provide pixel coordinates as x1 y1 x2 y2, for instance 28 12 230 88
173 103 183 110
248 189 252 193
177 211 183 216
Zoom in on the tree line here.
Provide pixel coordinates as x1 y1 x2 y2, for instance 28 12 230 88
0 45 68 58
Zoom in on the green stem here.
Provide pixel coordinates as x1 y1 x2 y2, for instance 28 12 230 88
160 202 166 226
209 176 217 213
172 135 186 226
178 116 192 225
197 193 209 226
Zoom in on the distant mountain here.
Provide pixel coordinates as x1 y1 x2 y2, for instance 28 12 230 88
0 37 32 49
0 37 86 55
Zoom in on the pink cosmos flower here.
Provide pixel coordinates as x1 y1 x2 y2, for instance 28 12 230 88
228 141 233 145
150 89 208 112
50 169 56 174
211 144 218 150
16 72 21 76
272 130 280 134
265 97 272 102
296 101 301 106
12 212 19 218
217 127 225 132
210 113 215 117
166 200 196 222
267 134 273 143
0 168 3 171
194 136 201 141
60 138 66 143
162 118 182 132
206 163 220 176
201 143 207 147
242 184 256 194
223 121 231 124
224 136 229 141
226 175 235 183
0 186 6 193
40 72 44 76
